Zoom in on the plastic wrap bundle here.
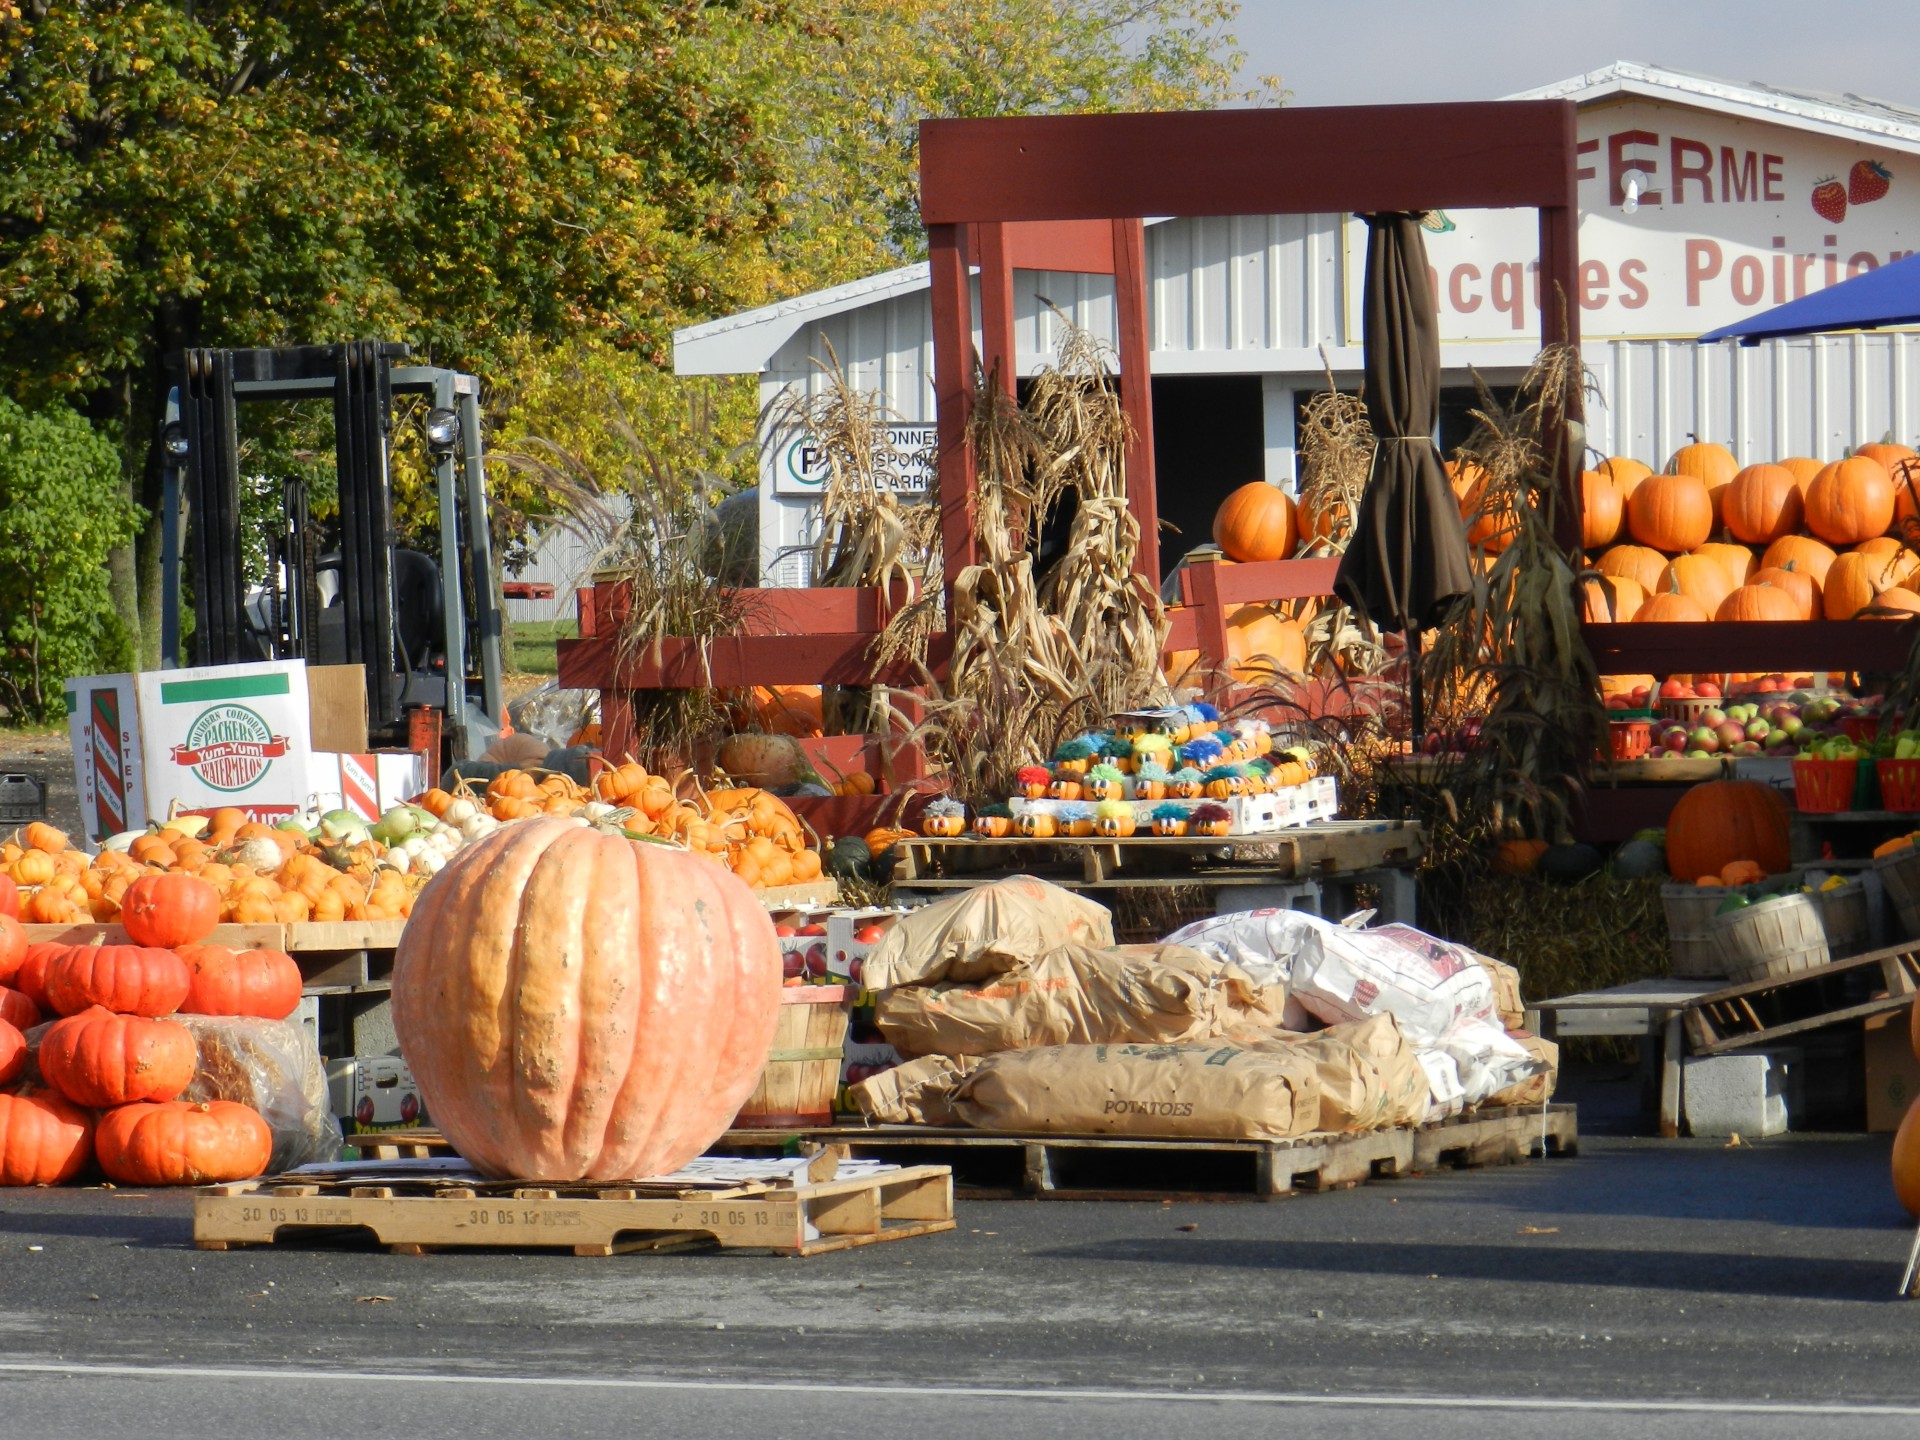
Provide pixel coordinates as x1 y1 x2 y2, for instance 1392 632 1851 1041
176 1017 342 1172
861 877 1115 990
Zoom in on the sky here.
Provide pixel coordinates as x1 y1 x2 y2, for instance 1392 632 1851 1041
1229 0 1920 110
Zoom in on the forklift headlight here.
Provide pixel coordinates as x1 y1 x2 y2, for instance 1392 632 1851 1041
161 421 189 461
423 407 461 459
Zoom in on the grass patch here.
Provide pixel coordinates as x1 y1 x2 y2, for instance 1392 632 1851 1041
508 619 577 676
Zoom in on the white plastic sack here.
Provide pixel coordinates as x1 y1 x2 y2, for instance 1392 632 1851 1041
1161 908 1319 1028
1434 1019 1551 1110
1285 914 1497 1046
1415 1047 1466 1121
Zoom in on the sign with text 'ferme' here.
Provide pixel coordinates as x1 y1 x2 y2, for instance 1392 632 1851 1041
1346 97 1919 342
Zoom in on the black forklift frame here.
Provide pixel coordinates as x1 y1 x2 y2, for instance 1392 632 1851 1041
159 341 506 760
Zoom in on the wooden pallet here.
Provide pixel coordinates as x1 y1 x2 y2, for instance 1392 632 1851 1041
1682 942 1920 1055
719 1105 1576 1201
894 819 1423 888
341 1129 458 1160
193 1163 954 1256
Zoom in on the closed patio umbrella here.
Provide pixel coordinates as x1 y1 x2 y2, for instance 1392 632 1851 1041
1334 212 1476 730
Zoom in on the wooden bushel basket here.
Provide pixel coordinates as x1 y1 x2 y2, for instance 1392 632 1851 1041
733 985 855 1128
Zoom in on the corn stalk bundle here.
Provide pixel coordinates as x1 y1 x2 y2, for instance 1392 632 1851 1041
1294 363 1374 558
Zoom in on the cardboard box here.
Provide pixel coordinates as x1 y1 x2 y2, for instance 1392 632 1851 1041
769 906 835 983
135 661 318 825
307 664 370 753
827 908 905 987
63 672 147 845
376 751 430 810
326 1056 430 1134
1864 1009 1920 1132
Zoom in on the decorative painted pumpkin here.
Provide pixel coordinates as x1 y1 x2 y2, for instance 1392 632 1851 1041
94 1100 272 1186
974 814 1012 838
1168 776 1204 800
1664 779 1790 882
0 1018 22 1087
1193 816 1232 837
0 1089 95 1186
1658 554 1737 614
1205 775 1246 799
1760 534 1839 586
1048 778 1084 802
1721 463 1805 545
44 944 190 1018
1581 469 1624 549
1595 543 1671 595
1633 589 1710 623
1716 581 1800 623
1746 563 1819 620
392 816 782 1183
1893 1097 1920 1218
922 812 965 837
1152 816 1189 836
39 1006 197 1107
0 985 39 1031
1804 456 1895 545
1580 572 1645 624
1095 812 1137 838
118 873 220 950
1212 481 1298 563
1016 811 1059 838
1083 777 1123 801
1627 472 1714 554
1064 817 1096 837
1597 456 1653 501
1134 777 1169 801
177 944 302 1020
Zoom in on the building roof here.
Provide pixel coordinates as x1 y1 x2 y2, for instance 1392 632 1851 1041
1510 61 1920 153
679 61 1920 376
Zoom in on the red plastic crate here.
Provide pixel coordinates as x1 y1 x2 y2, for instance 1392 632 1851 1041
1792 757 1858 813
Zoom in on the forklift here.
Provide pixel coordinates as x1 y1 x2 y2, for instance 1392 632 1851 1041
158 341 508 768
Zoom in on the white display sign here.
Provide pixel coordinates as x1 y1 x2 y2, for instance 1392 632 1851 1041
771 423 938 497
1347 98 1920 341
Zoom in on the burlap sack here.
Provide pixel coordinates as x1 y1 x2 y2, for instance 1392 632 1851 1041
875 943 1277 1057
1472 952 1527 1031
848 1054 980 1126
1483 1030 1559 1108
861 877 1115 991
950 1042 1322 1141
1226 1027 1383 1133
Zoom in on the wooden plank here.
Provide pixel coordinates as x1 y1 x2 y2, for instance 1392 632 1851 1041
1690 992 1917 1056
1582 619 1914 676
558 631 952 692
285 920 408 954
23 922 285 949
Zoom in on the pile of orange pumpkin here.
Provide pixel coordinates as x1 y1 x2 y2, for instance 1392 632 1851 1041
8 816 421 928
1556 440 1920 625
592 761 825 890
0 872 294 1187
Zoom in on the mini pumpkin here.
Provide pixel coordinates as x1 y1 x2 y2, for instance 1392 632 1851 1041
1048 778 1084 802
1151 816 1189 836
1016 811 1059 838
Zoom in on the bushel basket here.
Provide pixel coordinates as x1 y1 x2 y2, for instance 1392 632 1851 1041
1707 892 1829 986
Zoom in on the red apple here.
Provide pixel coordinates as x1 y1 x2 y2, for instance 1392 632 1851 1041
1690 726 1721 753
782 953 805 980
797 923 828 936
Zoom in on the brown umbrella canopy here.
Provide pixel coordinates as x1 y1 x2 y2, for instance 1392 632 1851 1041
1333 213 1475 633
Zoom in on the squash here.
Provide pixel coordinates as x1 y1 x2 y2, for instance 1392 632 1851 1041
177 944 302 1020
1611 839 1667 880
391 816 781 1182
0 1089 95 1186
1664 780 1790 881
715 732 810 790
94 1099 272 1186
1212 481 1297 562
118 873 220 949
39 1006 197 1107
1490 839 1550 876
44 943 190 1017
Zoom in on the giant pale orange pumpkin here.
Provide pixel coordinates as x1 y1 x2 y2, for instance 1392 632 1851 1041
1223 604 1307 681
1721 464 1803 545
118 873 220 949
94 1100 272 1186
1658 554 1737 614
1805 457 1895 545
1581 470 1624 549
391 816 782 1182
1596 456 1652 501
0 1089 94 1186
1716 582 1800 623
177 944 303 1020
1664 779 1790 881
1747 564 1818 620
1212 482 1298 562
1580 572 1645 623
1627 472 1713 553
38 1006 197 1107
1596 543 1669 595
1894 1097 1920 1217
1760 534 1839 586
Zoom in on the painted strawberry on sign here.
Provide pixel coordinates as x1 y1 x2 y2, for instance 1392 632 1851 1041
1850 159 1892 205
1811 177 1848 224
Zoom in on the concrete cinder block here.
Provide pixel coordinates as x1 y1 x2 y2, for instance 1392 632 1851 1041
1683 1049 1801 1138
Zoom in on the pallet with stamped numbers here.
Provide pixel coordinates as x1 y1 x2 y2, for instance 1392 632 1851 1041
193 1164 953 1256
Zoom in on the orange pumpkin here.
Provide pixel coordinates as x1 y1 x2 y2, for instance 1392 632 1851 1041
1627 472 1714 553
1746 564 1818 620
1805 457 1895 545
1664 779 1790 881
118 873 220 949
1822 550 1898 619
1212 482 1298 562
177 944 303 1020
1695 542 1756 588
1855 442 1917 475
390 816 782 1182
1580 573 1645 624
1490 839 1549 875
1634 589 1711 623
0 1089 94 1186
1597 456 1653 501
1866 586 1920 617
1894 1097 1920 1217
94 1099 273 1186
1720 463 1804 545
1759 534 1839 587
38 1006 197 1107
1658 554 1737 614
1222 604 1307 682
1716 582 1800 623
1581 470 1624 549
1595 543 1670 595
1776 456 1824 495
20 821 68 854
44 944 190 1017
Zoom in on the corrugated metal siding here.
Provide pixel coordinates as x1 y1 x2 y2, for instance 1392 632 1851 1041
504 522 612 625
1589 333 1920 465
1147 214 1348 356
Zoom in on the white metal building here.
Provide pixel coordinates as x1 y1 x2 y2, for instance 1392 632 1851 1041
671 62 1920 585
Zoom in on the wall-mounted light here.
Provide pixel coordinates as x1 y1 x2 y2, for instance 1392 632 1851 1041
423 407 461 460
1620 170 1649 215
161 420 189 462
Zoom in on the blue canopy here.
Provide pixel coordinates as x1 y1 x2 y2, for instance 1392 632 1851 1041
1699 251 1920 344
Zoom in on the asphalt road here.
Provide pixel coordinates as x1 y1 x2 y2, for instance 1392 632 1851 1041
3 1131 1920 1437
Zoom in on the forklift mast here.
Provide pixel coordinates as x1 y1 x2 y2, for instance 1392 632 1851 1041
160 341 506 763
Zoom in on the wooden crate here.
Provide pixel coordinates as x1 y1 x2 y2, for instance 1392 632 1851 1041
720 1105 1578 1201
1683 941 1920 1055
194 1164 954 1257
734 985 854 1127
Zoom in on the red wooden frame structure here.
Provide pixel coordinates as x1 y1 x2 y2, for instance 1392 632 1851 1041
560 101 1590 769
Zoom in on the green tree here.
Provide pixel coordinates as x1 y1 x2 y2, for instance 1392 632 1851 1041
0 396 141 719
